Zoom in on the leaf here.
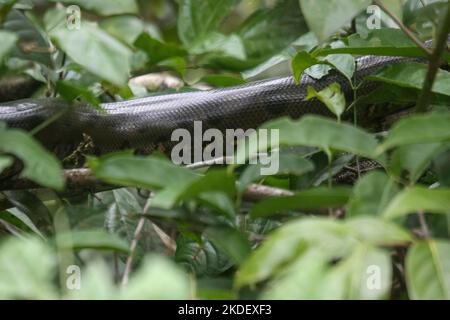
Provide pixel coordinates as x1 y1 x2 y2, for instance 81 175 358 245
100 15 144 45
235 116 382 165
406 240 450 300
177 0 240 46
236 0 308 62
291 51 328 83
56 230 130 253
3 9 52 66
383 187 450 219
49 0 138 16
390 143 447 183
346 216 413 246
305 83 346 120
205 226 252 265
0 237 57 299
379 112 450 152
89 154 199 190
0 155 12 173
299 0 371 40
200 74 246 87
316 28 445 60
236 218 356 287
55 80 100 108
0 30 17 62
134 33 187 65
369 62 450 98
0 126 64 190
123 255 191 300
50 22 132 87
250 187 352 218
347 172 399 217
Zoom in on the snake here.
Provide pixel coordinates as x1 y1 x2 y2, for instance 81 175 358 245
0 50 444 162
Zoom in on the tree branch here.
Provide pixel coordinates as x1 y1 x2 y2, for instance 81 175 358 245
415 3 450 113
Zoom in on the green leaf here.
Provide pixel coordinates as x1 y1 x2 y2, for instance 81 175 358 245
346 216 413 246
50 22 132 87
123 255 191 299
236 218 356 287
406 240 450 300
316 28 444 60
379 112 450 152
369 62 450 98
134 33 187 65
0 30 17 62
200 74 246 87
291 51 327 83
55 80 100 108
299 0 371 40
250 187 352 218
383 187 450 219
100 16 144 45
347 172 399 217
305 83 346 120
49 0 138 16
89 154 199 190
205 226 252 265
0 237 57 299
390 143 447 183
0 155 12 173
0 126 64 190
177 0 240 46
56 230 130 253
236 116 382 165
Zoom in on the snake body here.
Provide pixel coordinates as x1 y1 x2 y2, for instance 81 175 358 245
0 54 426 159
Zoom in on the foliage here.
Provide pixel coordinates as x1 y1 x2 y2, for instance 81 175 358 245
0 0 450 300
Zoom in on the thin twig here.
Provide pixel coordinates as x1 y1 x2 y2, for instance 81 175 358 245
417 211 431 238
373 0 432 57
415 3 450 113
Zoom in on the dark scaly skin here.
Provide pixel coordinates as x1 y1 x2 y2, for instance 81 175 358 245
0 54 425 160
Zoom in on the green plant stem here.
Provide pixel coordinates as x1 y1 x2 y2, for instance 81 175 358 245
415 3 450 113
373 0 432 57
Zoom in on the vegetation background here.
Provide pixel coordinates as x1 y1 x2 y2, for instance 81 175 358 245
0 0 450 300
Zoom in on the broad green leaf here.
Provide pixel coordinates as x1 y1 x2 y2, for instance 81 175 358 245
0 30 17 62
0 126 64 190
49 0 138 16
305 83 346 120
0 237 56 299
190 32 247 60
100 16 144 45
235 116 382 165
200 74 246 87
3 10 52 66
346 216 413 246
236 218 356 287
55 80 100 108
250 187 352 218
0 208 43 237
134 33 187 65
56 230 130 253
347 172 399 217
0 155 12 173
177 0 240 46
369 63 450 98
291 51 328 83
123 255 191 300
51 22 132 87
299 0 371 40
390 143 447 183
379 113 450 152
383 187 450 219
316 29 446 60
434 149 450 187
322 244 392 300
89 154 199 190
205 226 252 265
237 0 307 61
406 240 450 300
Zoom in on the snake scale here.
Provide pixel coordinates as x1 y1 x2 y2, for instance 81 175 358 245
0 52 441 161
